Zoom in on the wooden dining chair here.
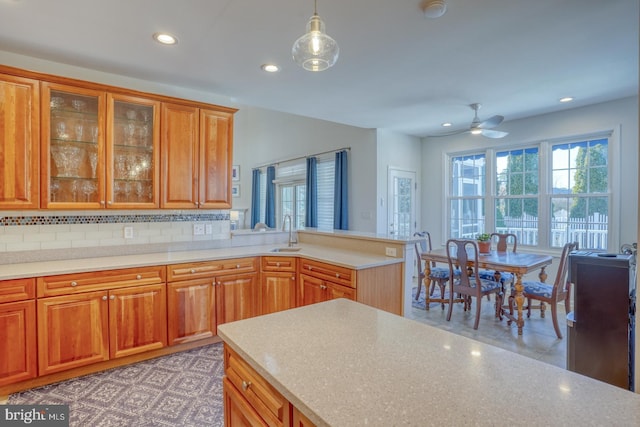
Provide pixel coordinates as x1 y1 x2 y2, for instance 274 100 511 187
414 232 457 310
479 233 517 291
445 239 503 329
518 241 578 339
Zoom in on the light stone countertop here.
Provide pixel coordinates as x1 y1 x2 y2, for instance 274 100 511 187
218 298 640 427
0 243 402 281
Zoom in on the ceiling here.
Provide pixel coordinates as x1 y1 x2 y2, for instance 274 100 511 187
0 0 637 137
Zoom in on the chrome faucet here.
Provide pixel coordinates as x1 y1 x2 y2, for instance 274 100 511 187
282 214 295 247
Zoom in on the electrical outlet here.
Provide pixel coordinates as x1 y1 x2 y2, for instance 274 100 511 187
193 224 205 235
124 226 134 239
385 247 397 257
205 224 213 235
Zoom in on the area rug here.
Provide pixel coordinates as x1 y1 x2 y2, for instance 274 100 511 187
8 343 224 427
412 286 451 310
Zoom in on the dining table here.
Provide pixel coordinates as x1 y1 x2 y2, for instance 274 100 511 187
421 247 553 335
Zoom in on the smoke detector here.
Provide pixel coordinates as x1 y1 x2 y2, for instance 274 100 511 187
420 0 447 18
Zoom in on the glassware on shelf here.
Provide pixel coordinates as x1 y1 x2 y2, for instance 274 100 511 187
126 109 137 120
71 99 87 112
82 181 97 202
74 122 84 141
55 120 69 140
51 145 82 177
50 180 60 202
123 122 136 145
115 154 128 180
90 125 99 143
71 180 80 202
50 96 65 110
88 150 98 179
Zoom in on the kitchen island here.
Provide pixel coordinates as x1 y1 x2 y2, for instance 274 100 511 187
218 298 640 426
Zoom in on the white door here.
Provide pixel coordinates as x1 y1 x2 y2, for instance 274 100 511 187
387 169 416 238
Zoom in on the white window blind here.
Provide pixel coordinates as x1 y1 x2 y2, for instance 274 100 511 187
317 155 335 229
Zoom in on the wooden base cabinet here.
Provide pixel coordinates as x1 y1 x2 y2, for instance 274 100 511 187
216 272 259 326
298 259 355 306
0 278 37 386
167 278 217 345
260 257 296 315
36 266 167 376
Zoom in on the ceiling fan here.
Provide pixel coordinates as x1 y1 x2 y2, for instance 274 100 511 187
431 103 509 139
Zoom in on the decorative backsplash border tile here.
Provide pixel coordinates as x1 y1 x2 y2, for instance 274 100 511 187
0 212 229 227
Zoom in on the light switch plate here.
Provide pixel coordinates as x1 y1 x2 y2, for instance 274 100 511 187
124 226 134 239
193 224 205 235
385 247 397 257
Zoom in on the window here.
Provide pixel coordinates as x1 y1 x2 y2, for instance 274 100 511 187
550 138 609 249
495 148 539 245
449 154 486 239
447 135 611 250
274 155 335 230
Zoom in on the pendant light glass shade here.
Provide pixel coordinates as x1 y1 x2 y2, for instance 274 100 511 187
292 4 339 72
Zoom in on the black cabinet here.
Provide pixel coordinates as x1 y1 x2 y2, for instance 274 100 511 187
567 252 635 390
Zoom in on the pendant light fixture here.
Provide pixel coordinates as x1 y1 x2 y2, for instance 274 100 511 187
292 0 339 72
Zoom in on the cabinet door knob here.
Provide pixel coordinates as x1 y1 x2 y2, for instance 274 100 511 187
308 266 312 271
276 262 280 267
109 295 115 300
191 269 196 274
336 273 340 278
320 284 327 290
236 264 240 269
136 274 142 280
100 201 105 205
70 281 78 287
291 276 295 281
242 380 252 391
102 295 107 301
108 201 112 205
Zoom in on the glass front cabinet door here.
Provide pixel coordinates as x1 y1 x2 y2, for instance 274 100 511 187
41 83 105 209
41 84 159 209
106 94 160 208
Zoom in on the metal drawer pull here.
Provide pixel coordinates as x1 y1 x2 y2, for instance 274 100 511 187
70 281 78 287
336 273 340 278
242 380 252 391
276 262 280 267
136 274 142 280
110 295 115 300
236 264 240 269
320 284 327 290
102 295 107 301
191 269 196 274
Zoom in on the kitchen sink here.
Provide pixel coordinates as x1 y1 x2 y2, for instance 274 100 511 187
270 247 302 252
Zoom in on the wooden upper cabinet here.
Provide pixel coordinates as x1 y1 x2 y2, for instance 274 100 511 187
199 108 233 208
0 73 40 209
161 102 199 208
106 94 161 208
40 82 106 209
161 103 234 209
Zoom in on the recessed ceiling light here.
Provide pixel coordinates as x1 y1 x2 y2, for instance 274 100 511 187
261 64 279 73
441 122 452 127
559 97 574 103
153 32 178 45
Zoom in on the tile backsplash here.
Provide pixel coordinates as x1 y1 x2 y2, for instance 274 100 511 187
0 210 230 255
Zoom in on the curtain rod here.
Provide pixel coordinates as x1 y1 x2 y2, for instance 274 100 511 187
252 147 350 170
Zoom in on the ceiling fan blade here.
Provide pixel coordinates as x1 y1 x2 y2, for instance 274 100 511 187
479 115 504 129
481 129 508 139
427 128 468 138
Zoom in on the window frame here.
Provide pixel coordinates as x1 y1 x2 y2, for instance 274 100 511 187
444 132 616 253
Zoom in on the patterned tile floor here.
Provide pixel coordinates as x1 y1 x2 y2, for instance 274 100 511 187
7 343 225 427
407 285 568 369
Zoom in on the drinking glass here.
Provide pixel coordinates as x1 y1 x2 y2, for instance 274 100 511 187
88 151 98 178
82 181 97 202
75 123 84 141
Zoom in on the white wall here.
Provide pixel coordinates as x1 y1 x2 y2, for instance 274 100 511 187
375 129 423 234
420 96 639 251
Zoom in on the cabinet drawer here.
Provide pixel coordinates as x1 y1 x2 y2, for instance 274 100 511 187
168 257 258 281
37 265 166 297
298 259 354 288
225 345 290 427
261 256 296 272
0 278 35 303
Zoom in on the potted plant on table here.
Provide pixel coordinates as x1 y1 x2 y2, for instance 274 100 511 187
476 233 492 253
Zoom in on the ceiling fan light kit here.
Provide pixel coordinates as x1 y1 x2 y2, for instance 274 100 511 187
292 0 339 72
429 102 509 139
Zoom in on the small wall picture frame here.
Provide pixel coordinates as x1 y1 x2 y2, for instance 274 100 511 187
232 184 240 198
232 165 240 181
